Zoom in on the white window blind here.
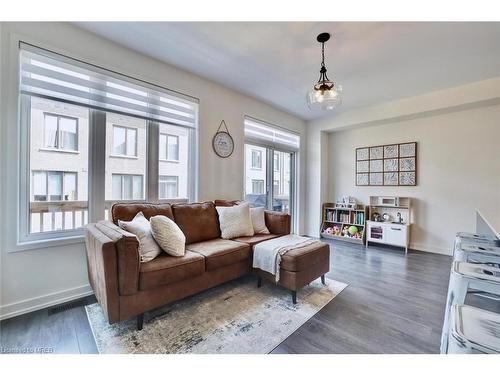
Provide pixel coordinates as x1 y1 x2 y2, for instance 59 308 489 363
244 117 300 151
20 43 199 128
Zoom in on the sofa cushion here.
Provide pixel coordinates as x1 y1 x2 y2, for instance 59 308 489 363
150 215 186 257
139 251 205 290
186 239 251 270
232 234 281 248
216 203 254 239
111 203 174 224
172 202 221 244
280 242 330 272
250 207 270 234
118 212 162 262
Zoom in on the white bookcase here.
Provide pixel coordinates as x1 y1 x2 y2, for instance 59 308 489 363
366 196 412 253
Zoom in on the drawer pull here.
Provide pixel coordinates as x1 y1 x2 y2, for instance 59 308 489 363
390 227 402 231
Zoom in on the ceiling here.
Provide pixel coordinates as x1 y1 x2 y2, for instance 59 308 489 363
74 22 500 120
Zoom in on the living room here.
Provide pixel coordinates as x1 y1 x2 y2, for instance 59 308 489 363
1 1 500 372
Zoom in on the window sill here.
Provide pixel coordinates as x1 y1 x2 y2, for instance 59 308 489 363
38 148 80 154
11 234 85 253
159 159 180 163
109 154 139 160
250 167 262 171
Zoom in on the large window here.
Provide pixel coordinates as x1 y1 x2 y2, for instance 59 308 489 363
44 114 78 151
19 43 199 242
244 117 298 226
112 125 137 157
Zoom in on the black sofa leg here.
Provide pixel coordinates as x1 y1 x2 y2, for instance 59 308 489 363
291 290 297 304
321 274 326 285
137 313 144 331
257 277 262 288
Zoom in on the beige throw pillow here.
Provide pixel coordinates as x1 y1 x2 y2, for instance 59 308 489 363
150 215 186 257
250 207 270 234
118 211 162 262
216 202 254 239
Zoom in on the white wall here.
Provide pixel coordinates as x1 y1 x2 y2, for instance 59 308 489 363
327 104 500 254
0 22 306 319
305 78 500 255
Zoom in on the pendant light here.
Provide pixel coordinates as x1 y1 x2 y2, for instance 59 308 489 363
306 32 342 111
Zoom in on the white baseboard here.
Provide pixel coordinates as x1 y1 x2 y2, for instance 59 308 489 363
410 242 452 256
0 284 93 321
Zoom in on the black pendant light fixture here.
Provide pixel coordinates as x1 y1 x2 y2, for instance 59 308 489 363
306 32 342 111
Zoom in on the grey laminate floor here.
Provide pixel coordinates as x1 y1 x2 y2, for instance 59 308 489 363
2 240 495 354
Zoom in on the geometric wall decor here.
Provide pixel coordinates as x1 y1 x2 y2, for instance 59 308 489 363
355 142 417 186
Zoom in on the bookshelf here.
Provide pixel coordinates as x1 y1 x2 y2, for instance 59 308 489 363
320 203 368 245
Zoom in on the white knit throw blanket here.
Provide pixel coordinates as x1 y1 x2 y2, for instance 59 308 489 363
253 234 319 282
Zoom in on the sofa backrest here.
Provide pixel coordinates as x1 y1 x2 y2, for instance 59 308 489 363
111 202 174 224
171 201 221 244
213 199 241 207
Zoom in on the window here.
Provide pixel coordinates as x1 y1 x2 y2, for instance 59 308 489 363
252 179 265 195
19 43 199 243
113 125 137 157
32 171 77 202
251 149 262 169
273 179 280 196
158 123 190 200
112 174 143 200
274 153 280 172
159 134 179 161
244 117 298 227
159 176 178 199
43 114 78 151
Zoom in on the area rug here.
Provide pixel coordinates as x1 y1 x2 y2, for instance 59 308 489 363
85 276 347 354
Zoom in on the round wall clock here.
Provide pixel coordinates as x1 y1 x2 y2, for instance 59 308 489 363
212 120 234 158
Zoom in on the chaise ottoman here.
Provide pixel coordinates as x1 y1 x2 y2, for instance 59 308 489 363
254 241 330 303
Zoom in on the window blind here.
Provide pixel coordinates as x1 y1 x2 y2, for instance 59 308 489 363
244 117 300 151
19 43 199 128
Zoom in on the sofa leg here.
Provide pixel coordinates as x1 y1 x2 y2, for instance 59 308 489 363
257 277 262 288
291 290 297 304
321 274 326 285
137 313 144 331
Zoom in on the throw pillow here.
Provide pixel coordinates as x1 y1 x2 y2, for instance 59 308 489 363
118 211 162 262
250 207 270 234
216 202 254 239
150 215 186 257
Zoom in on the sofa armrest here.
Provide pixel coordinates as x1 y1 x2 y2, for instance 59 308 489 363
264 210 291 235
84 221 140 323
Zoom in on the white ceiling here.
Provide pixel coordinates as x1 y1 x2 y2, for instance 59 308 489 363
74 22 500 120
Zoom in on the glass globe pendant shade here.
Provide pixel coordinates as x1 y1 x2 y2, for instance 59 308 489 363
307 84 342 111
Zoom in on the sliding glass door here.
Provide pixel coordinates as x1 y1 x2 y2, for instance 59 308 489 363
244 144 295 217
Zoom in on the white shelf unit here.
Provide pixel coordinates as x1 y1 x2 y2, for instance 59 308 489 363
366 196 412 253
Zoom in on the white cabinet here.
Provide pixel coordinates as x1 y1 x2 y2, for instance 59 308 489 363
366 220 410 252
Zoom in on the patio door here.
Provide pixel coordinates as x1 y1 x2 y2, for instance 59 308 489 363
244 144 295 218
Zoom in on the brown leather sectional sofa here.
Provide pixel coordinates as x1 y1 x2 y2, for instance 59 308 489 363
84 200 291 330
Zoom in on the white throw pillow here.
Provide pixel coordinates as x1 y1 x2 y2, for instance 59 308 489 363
150 215 186 257
250 207 270 234
216 202 254 239
118 211 162 262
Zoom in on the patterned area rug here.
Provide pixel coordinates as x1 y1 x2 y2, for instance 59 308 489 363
85 276 347 354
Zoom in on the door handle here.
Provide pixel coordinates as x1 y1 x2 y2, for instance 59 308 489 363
390 227 402 231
